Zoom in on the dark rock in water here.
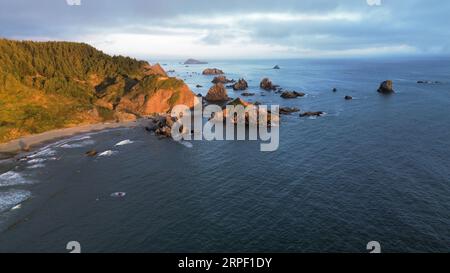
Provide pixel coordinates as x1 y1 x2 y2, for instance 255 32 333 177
254 101 262 106
196 93 203 97
280 91 305 99
300 111 324 117
241 92 255 97
212 75 234 84
417 80 442 84
260 78 278 91
377 80 395 94
184 58 208 65
279 107 300 115
345 96 353 100
232 78 249 91
85 150 98 157
273 65 280 69
205 83 229 102
196 84 203 88
202 68 224 75
146 114 183 138
333 88 337 92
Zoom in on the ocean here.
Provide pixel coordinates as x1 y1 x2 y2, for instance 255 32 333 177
0 58 449 253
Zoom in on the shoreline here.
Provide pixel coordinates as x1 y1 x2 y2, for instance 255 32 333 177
0 120 143 158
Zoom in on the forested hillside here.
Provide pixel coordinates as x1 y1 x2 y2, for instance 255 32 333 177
0 39 194 142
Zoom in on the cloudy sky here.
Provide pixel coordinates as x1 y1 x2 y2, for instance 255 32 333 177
0 0 449 59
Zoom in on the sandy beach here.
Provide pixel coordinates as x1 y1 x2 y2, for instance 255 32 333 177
0 120 143 157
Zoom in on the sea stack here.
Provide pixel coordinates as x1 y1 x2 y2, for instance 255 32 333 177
205 83 229 102
232 79 249 91
260 78 277 91
377 80 395 94
202 68 225 75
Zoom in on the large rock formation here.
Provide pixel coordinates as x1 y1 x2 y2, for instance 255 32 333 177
116 76 196 115
377 80 395 94
143 63 168 77
202 68 225 75
184 59 208 65
205 83 229 102
214 98 280 127
260 78 278 91
232 79 249 91
212 75 234 84
280 91 305 99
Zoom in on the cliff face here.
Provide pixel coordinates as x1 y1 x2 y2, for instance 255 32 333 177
116 76 196 115
0 39 195 142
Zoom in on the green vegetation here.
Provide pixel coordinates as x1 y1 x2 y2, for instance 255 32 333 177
0 39 189 143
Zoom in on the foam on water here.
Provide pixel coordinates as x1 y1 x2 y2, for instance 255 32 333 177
0 190 31 213
27 164 46 169
179 141 193 148
27 158 47 164
60 140 95 149
115 140 134 146
0 171 32 187
98 150 119 157
27 148 57 159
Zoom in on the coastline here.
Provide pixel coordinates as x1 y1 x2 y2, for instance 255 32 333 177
0 120 143 158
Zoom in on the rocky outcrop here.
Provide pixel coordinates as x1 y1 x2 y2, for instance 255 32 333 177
216 98 280 127
85 150 98 157
184 59 208 65
344 96 353 100
333 88 337 92
300 111 324 117
212 75 234 84
205 83 229 102
202 68 224 75
241 92 255 97
377 80 394 94
145 115 183 138
273 65 280 69
116 76 196 115
232 78 248 91
260 78 278 91
279 107 300 115
143 63 168 77
280 91 305 99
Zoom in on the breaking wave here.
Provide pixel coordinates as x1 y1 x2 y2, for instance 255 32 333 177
0 171 32 187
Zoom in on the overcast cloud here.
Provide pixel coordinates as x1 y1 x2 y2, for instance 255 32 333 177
0 0 449 59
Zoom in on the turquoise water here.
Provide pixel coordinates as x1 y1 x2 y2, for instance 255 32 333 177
0 58 449 252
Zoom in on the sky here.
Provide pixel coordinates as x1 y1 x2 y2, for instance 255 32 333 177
0 0 449 60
